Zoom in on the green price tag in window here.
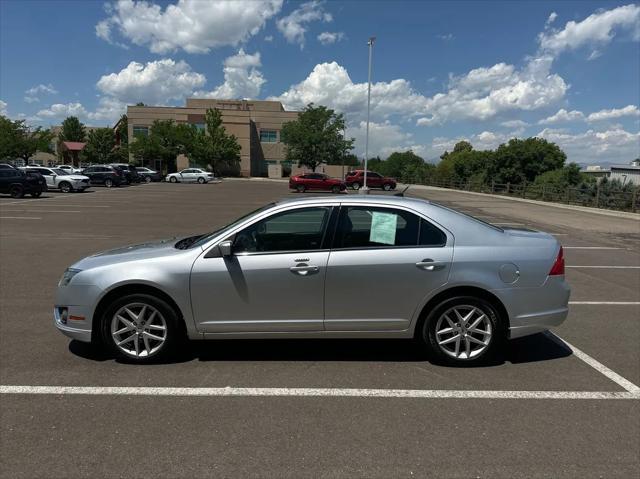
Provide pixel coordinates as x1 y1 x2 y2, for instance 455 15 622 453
369 212 397 245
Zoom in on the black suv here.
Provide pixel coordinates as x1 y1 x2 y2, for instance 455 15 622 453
110 164 141 184
0 164 46 198
81 165 125 188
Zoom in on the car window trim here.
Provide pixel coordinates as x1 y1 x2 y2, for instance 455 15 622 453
330 203 449 250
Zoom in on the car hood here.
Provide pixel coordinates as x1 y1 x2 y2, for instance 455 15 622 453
64 175 89 180
71 237 192 270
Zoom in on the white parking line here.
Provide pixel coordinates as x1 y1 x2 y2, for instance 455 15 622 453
567 266 640 269
0 385 637 400
0 216 41 220
563 246 622 250
546 332 640 394
1 210 81 213
569 301 640 305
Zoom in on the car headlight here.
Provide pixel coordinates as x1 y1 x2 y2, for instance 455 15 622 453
59 268 82 287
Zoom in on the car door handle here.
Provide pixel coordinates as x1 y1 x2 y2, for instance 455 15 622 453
290 264 320 276
415 259 446 271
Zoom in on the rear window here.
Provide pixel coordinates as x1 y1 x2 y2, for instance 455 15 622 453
431 203 504 232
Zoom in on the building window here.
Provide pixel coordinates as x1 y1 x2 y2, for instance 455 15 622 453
193 123 206 131
133 126 149 137
260 130 278 143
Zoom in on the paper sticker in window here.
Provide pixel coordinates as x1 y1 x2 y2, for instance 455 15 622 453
369 212 397 245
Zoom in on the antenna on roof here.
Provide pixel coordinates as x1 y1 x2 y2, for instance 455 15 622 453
394 185 411 197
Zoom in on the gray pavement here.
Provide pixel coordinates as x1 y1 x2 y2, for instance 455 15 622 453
1 181 638 478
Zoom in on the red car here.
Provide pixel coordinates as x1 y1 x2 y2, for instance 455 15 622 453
345 170 397 191
289 173 346 193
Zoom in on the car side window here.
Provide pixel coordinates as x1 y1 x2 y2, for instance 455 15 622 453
334 206 445 249
233 207 332 254
368 172 381 178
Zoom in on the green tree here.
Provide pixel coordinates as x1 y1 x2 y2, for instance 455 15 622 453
129 119 194 172
490 138 566 184
280 103 353 171
0 116 53 164
116 114 128 145
58 116 86 142
84 128 116 164
380 150 426 178
436 141 493 183
533 163 584 189
188 109 242 176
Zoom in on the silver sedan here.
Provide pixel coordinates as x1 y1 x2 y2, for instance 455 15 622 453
54 195 570 364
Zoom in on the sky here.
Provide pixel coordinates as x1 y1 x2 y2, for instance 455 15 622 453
0 0 639 166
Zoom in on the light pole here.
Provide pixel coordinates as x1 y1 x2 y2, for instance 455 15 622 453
361 36 376 194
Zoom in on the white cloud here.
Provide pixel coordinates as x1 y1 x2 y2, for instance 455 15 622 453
417 55 567 125
276 1 332 48
545 12 558 26
96 59 206 105
436 33 454 41
538 108 585 124
538 4 640 57
97 0 282 54
501 119 529 128
264 35 273 42
23 83 58 104
587 105 640 122
88 97 127 123
270 61 428 123
317 31 344 45
36 102 89 119
536 127 640 164
195 49 265 99
0 100 7 116
348 120 422 159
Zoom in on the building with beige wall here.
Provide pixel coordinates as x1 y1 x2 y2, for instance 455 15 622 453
126 98 299 176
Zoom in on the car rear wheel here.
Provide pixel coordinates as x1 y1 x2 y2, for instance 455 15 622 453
169 176 178 183
382 183 392 191
104 178 114 188
9 185 24 198
351 182 361 190
197 177 206 184
101 294 183 363
421 296 501 365
296 184 306 193
59 181 72 193
331 185 341 194
145 176 152 183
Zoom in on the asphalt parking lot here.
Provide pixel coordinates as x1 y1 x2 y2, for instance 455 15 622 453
1 180 638 478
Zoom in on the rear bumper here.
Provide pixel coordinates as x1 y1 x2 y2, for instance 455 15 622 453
508 307 568 339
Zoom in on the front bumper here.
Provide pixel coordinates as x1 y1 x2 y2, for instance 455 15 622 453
54 307 92 342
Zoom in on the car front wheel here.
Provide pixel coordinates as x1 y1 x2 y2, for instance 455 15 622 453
59 181 72 193
9 185 24 198
104 178 114 188
382 183 392 191
101 294 183 363
145 176 152 183
422 296 501 365
197 177 206 184
351 182 361 190
169 176 178 183
331 185 341 194
296 184 306 193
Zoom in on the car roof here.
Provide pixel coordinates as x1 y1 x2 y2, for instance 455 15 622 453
276 194 430 208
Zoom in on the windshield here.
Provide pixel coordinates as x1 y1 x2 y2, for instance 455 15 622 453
187 203 275 249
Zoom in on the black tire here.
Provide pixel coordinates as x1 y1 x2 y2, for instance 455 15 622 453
101 293 184 364
104 178 114 188
296 184 306 193
59 181 72 193
9 185 24 198
331 185 341 194
197 176 206 184
351 182 361 190
30 190 42 198
169 176 178 183
421 296 502 366
382 183 392 191
145 176 152 183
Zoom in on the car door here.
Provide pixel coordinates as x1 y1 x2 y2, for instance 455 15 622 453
367 172 382 188
181 169 195 182
37 168 56 189
190 205 335 333
324 204 453 332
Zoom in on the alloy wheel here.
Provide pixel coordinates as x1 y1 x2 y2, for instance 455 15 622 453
434 305 492 360
110 303 168 358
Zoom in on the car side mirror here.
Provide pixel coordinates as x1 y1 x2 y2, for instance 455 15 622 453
218 240 233 257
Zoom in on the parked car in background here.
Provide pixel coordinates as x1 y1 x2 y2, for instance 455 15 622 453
57 165 82 175
81 165 125 188
135 167 163 182
345 170 397 191
289 173 346 193
166 168 214 184
110 164 141 184
0 164 46 198
54 195 570 364
23 166 90 193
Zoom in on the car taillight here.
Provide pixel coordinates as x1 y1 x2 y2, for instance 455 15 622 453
549 246 565 276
